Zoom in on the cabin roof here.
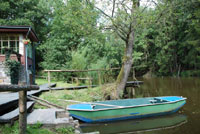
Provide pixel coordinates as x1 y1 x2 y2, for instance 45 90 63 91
0 26 39 42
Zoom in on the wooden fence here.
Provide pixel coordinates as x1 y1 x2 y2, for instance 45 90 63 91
0 84 39 134
44 67 122 86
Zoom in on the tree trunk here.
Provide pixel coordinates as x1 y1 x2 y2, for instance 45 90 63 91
116 31 134 98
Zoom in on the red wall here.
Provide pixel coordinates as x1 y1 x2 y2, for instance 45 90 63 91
0 55 19 62
0 54 32 66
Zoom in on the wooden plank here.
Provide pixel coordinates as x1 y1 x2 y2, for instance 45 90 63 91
0 85 39 92
126 81 143 84
44 67 121 73
72 77 93 80
0 83 56 108
125 81 144 87
28 95 65 109
49 85 97 90
0 101 34 123
28 97 55 108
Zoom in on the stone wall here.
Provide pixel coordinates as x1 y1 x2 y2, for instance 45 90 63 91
0 62 10 84
0 62 26 84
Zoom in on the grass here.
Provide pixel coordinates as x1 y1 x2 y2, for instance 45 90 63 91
0 122 74 134
35 78 74 87
34 78 107 109
34 86 105 109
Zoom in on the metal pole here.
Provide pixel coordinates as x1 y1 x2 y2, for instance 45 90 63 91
32 44 35 84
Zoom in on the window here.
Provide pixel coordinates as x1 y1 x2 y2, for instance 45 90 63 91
0 35 19 54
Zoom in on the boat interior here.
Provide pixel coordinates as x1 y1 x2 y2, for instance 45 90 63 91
68 96 184 110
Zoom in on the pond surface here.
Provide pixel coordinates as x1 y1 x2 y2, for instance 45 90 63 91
80 77 200 134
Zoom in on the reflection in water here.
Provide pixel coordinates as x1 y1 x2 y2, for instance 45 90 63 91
81 77 200 134
80 114 187 134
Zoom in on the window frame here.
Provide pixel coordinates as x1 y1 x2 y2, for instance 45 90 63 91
0 34 20 54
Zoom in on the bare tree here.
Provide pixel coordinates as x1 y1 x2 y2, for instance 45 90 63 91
87 0 154 98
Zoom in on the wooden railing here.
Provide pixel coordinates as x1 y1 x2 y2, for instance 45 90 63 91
0 84 39 134
44 68 121 86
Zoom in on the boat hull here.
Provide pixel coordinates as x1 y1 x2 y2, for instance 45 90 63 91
68 99 186 123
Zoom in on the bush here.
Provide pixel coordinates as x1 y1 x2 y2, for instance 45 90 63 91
181 70 200 77
5 59 21 84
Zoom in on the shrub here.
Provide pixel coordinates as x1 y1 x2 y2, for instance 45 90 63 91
5 59 21 84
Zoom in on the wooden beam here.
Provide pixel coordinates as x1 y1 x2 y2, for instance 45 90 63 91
28 95 65 109
27 97 55 108
0 85 39 92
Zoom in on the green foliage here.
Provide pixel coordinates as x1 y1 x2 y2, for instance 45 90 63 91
89 57 109 84
41 0 100 70
181 70 200 77
132 0 200 76
0 0 51 40
0 122 59 134
55 127 74 134
1 0 199 77
5 59 21 84
40 0 125 82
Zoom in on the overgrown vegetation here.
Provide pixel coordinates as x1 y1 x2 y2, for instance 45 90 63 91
34 85 105 109
34 78 118 109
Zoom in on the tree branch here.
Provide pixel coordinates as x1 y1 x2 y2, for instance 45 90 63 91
115 30 127 42
151 0 159 8
112 0 116 17
86 0 112 20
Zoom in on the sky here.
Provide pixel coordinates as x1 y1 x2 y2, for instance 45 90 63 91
95 0 156 16
95 0 157 25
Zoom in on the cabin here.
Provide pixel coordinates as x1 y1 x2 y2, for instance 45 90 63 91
0 26 39 84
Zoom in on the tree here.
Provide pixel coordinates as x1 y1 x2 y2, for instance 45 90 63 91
147 0 200 76
41 0 103 70
86 0 147 98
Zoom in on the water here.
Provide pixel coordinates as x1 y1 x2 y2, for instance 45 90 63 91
80 77 200 134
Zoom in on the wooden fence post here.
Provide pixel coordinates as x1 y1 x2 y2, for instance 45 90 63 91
19 90 27 134
48 71 51 91
98 71 101 85
48 71 51 85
